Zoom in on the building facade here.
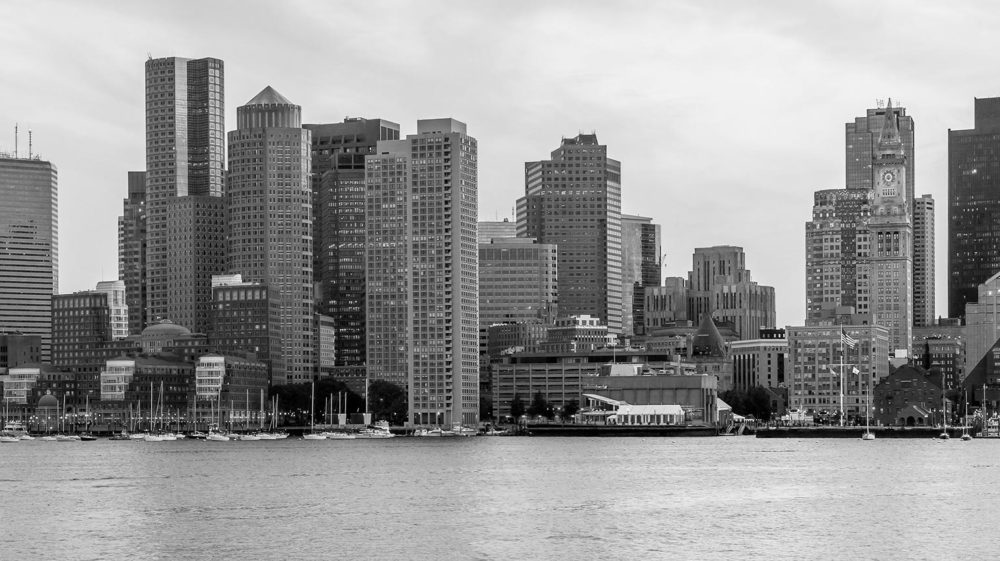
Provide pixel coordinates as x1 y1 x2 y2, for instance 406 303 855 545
846 102 915 205
786 322 890 419
479 236 558 341
730 330 787 391
686 246 775 340
517 134 623 333
227 86 314 385
209 275 281 381
644 277 688 333
144 56 225 328
621 215 661 337
948 97 1000 320
365 119 480 427
304 118 400 370
478 218 516 244
912 194 935 328
118 171 147 334
0 156 58 362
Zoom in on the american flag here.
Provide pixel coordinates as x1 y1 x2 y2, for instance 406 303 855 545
841 327 858 349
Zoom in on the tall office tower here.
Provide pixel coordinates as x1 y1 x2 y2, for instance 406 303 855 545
517 134 623 334
861 106 913 354
0 155 57 362
304 118 400 371
479 237 558 354
118 171 147 334
846 102 915 202
227 86 314 385
912 195 935 327
948 97 1000 320
366 119 479 426
686 246 775 340
478 219 516 244
621 215 661 337
144 56 225 327
94 280 128 340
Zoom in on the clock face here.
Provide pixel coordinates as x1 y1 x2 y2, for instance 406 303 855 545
881 170 896 185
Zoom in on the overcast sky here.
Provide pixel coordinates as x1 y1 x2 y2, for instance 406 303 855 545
2 0 998 326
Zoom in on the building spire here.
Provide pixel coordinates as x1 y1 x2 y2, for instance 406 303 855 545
877 98 903 155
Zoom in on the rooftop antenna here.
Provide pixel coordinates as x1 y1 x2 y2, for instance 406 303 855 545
28 129 32 159
14 123 18 158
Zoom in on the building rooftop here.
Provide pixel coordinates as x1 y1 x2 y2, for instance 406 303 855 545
245 85 293 106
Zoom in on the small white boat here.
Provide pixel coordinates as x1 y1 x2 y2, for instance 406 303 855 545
143 434 164 442
861 432 875 441
239 433 261 441
206 431 230 442
39 435 57 441
320 431 356 440
55 434 80 442
302 433 327 440
0 435 19 443
130 432 147 440
18 434 34 441
256 432 277 440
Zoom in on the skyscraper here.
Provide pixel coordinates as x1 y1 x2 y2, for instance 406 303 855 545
118 171 146 334
621 215 661 337
144 56 225 329
805 188 870 319
913 194 935 327
227 86 314 385
304 118 400 372
366 119 479 427
0 155 57 362
948 97 1000 320
846 102 928 334
863 105 913 353
517 134 623 333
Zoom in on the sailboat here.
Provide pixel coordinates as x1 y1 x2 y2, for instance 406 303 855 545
144 382 164 441
861 370 875 440
938 382 950 440
0 398 19 443
303 381 326 440
207 387 230 441
961 390 973 441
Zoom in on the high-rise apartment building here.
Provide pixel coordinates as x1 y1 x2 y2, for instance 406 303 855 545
686 246 775 340
366 118 479 427
621 215 661 337
51 291 110 369
144 56 225 329
118 171 147 334
227 86 314 385
304 118 400 370
517 134 623 333
948 97 1000 320
913 195 935 327
0 155 58 362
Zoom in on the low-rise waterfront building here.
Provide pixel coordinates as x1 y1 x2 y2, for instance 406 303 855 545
872 365 946 426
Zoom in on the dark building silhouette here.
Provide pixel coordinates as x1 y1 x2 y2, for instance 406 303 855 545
948 97 1000 319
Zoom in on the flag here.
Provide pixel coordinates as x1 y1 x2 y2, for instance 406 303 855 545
852 367 860 375
841 327 858 349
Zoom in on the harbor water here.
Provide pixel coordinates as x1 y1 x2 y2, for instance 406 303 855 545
1 436 996 560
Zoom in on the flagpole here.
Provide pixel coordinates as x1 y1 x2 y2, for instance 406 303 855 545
840 323 844 427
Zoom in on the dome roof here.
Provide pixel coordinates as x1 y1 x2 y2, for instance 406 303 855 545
141 319 191 339
37 391 58 408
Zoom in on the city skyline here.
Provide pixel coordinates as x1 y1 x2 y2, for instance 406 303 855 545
5 1 1000 326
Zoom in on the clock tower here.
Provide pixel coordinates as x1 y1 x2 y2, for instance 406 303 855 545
863 99 913 356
